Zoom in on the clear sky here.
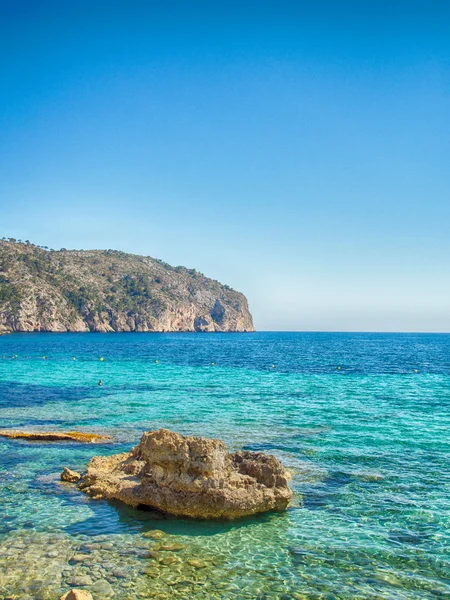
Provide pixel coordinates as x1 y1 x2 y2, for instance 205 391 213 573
1 1 449 331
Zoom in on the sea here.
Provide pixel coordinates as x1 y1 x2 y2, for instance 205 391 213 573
0 332 449 600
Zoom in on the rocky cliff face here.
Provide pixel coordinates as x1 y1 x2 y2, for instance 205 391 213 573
0 239 254 334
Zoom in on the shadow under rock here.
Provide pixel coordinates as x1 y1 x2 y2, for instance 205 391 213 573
64 494 293 538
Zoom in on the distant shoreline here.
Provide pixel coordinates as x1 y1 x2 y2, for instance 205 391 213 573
0 329 255 336
2 330 450 336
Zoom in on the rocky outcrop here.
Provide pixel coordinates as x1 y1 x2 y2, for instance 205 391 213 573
0 239 254 333
0 431 112 443
77 429 291 520
61 467 82 482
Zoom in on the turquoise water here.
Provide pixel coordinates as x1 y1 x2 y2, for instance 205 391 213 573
0 332 449 599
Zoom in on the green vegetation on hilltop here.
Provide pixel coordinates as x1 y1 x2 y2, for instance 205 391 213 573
0 238 254 334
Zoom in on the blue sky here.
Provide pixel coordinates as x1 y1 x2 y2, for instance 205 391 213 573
1 1 449 331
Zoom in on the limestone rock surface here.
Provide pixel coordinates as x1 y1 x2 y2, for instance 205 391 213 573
78 429 292 519
61 467 82 482
59 590 93 600
0 430 112 443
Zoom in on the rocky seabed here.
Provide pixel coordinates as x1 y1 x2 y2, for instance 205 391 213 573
0 527 309 600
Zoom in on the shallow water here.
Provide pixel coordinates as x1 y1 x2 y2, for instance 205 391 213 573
0 332 449 599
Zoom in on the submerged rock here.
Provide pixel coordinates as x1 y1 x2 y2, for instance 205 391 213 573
89 579 115 596
0 430 112 443
142 529 166 539
187 558 208 569
61 467 82 483
159 555 179 565
66 574 93 586
158 543 185 551
78 428 292 519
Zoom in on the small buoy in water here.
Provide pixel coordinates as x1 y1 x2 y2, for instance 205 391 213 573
42 356 46 360
155 359 158 364
338 366 341 370
414 369 418 373
211 362 215 366
271 364 275 368
72 357 76 361
98 379 103 386
99 357 104 362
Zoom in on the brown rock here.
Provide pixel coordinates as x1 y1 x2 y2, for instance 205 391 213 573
0 431 112 443
59 590 94 600
79 428 292 519
61 467 81 483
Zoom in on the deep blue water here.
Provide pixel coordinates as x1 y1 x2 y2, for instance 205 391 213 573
0 332 449 599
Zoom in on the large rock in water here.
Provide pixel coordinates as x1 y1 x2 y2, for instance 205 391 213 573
78 429 292 519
